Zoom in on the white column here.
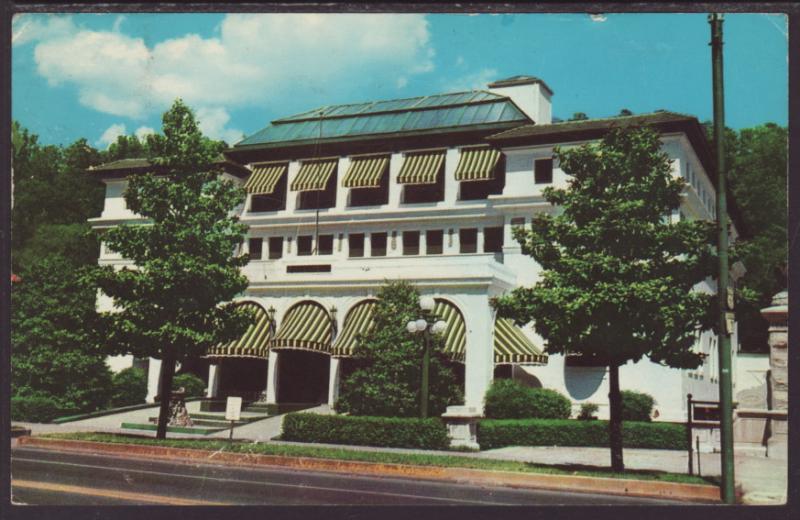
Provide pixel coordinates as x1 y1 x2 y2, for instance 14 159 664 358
364 233 372 257
328 357 342 408
266 350 279 404
285 161 300 213
444 148 459 205
419 229 427 256
206 363 220 398
463 295 495 411
336 157 350 210
477 227 485 254
146 357 162 404
388 152 403 209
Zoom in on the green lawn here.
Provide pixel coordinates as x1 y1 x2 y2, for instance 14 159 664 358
41 432 716 486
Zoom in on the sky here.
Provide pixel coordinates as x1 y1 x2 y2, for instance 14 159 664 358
11 12 788 149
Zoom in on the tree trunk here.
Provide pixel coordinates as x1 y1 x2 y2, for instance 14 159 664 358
608 363 625 472
155 353 177 440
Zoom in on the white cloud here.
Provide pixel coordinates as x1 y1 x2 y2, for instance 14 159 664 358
134 126 155 141
112 15 126 33
12 14 77 46
396 76 408 89
590 14 608 22
196 107 244 145
28 13 435 124
445 68 498 92
96 123 127 148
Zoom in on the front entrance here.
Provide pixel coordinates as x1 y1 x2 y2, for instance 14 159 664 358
276 350 329 404
218 358 268 400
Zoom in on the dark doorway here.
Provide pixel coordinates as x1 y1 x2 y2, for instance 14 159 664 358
218 358 268 400
277 350 330 404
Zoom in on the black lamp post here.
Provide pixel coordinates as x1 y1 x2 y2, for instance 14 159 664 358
406 296 447 418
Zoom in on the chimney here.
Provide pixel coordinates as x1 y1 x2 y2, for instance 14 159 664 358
487 76 553 125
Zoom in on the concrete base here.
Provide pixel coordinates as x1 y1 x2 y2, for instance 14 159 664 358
442 405 482 450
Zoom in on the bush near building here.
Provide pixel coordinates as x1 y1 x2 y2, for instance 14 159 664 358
173 373 206 397
621 390 656 422
483 379 571 419
110 367 148 408
282 413 451 450
478 419 686 451
11 395 79 423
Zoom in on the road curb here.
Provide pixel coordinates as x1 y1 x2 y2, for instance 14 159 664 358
17 436 720 503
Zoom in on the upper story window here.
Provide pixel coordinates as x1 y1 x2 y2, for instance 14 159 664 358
483 226 504 253
398 150 445 204
534 158 553 184
455 146 506 201
248 238 263 260
371 232 388 257
268 236 283 259
318 234 334 255
349 233 365 257
294 159 338 210
403 231 420 256
426 230 443 255
460 228 478 254
344 155 390 207
297 235 313 256
245 162 289 213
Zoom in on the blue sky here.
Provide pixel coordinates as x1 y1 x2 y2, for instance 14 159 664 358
12 12 788 148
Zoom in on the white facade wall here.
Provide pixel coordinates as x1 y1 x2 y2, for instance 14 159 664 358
90 125 735 419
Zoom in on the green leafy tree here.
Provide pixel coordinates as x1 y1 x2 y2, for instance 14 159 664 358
91 99 251 438
569 112 589 121
336 281 462 417
12 254 113 417
716 123 787 352
494 127 717 471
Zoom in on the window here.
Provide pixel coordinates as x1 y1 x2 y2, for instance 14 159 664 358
371 232 387 257
250 172 287 212
349 170 389 207
403 231 420 256
268 237 283 259
248 238 263 260
297 235 313 256
459 228 478 254
318 234 334 255
459 157 506 201
349 233 365 257
534 158 553 184
426 230 443 255
483 227 504 253
297 170 338 210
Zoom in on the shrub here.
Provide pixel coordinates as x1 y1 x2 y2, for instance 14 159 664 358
484 379 571 419
621 390 655 422
577 403 599 420
110 367 147 408
282 413 451 450
174 373 206 397
11 396 78 423
478 418 686 451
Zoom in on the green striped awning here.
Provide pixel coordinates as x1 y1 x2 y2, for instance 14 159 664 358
244 162 288 195
397 151 445 185
270 301 333 353
290 159 338 191
494 318 548 365
434 299 466 362
331 300 377 357
454 146 501 182
206 302 273 359
342 155 389 189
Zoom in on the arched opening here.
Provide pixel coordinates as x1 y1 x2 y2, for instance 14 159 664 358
276 350 329 404
218 358 268 400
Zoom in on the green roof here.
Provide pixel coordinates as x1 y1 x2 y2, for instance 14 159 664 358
235 90 528 147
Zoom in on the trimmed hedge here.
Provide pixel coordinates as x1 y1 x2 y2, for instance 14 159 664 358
110 367 147 408
479 418 687 451
282 413 451 450
174 373 206 397
484 379 571 419
11 396 78 423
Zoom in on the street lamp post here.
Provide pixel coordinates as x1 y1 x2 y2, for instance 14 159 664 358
406 296 447 419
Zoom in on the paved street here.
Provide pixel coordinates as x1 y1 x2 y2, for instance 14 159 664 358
11 446 682 506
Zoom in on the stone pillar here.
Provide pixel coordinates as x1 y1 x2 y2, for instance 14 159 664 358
266 350 280 404
328 357 341 408
145 357 162 404
462 295 495 411
206 363 220 398
761 290 788 459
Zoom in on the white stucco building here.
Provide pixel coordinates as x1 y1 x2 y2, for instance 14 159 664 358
89 75 742 422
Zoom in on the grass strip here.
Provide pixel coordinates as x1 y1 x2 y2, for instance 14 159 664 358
40 432 717 486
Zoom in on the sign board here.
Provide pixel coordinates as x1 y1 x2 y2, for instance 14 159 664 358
725 312 736 335
225 396 242 421
727 287 735 310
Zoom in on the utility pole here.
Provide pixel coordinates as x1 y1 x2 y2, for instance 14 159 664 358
709 12 736 504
